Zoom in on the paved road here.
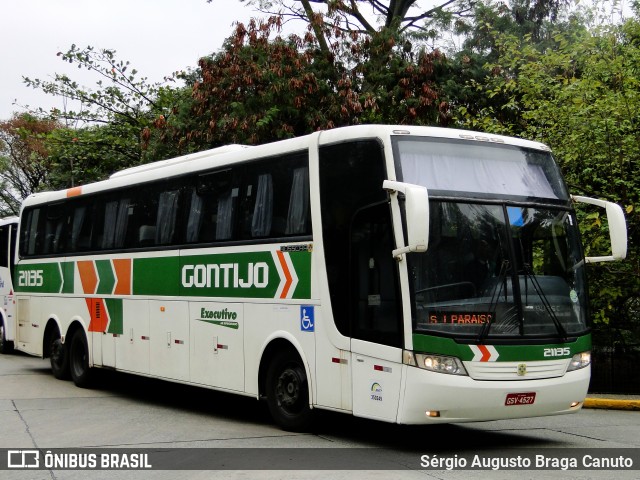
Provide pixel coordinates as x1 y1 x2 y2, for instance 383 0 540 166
1 351 640 480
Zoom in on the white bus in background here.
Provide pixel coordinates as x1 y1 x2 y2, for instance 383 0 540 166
13 125 627 430
0 216 18 354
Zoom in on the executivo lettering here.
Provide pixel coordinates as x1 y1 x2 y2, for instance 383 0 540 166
181 263 269 289
200 307 238 320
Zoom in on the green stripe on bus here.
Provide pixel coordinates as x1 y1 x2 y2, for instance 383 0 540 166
96 259 116 295
61 261 75 294
105 298 123 335
16 249 312 300
289 251 312 299
15 263 62 293
412 333 591 361
133 256 181 296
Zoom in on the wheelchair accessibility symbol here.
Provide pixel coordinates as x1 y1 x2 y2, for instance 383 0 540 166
300 306 314 332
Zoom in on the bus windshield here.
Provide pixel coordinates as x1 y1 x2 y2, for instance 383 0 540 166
395 137 569 201
394 137 588 340
408 202 588 339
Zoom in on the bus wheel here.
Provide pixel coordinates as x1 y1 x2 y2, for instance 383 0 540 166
0 320 13 354
265 351 313 432
50 335 69 380
69 329 93 388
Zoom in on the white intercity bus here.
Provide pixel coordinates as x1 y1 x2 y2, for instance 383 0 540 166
13 125 627 430
0 216 18 354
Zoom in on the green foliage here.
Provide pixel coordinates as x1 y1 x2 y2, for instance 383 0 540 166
45 123 142 189
0 114 61 214
24 45 162 127
162 16 446 147
22 45 189 172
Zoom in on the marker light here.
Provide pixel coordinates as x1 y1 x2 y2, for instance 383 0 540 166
567 351 591 372
406 351 468 376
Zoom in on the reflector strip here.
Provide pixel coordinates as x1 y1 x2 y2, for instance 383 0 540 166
374 365 392 373
469 344 499 362
332 357 347 364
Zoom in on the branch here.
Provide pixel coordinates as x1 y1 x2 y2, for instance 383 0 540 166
300 0 331 53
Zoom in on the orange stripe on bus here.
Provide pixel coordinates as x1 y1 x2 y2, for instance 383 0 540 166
276 250 293 299
66 186 83 197
77 260 98 295
478 344 491 362
112 258 132 295
86 298 109 332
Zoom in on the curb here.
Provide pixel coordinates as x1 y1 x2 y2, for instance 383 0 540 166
583 398 640 411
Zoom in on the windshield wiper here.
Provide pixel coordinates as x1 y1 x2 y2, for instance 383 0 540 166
477 259 509 342
522 264 568 340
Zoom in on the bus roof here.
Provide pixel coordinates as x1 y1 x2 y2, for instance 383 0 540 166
0 216 19 227
20 125 552 208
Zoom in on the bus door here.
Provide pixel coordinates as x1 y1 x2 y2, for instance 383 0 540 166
349 203 404 422
0 220 17 351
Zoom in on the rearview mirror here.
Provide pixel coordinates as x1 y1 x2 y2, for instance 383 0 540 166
383 180 429 259
572 195 627 263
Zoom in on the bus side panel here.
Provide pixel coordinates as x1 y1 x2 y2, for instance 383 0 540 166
0 267 15 343
244 303 316 400
115 300 150 375
149 300 189 381
189 301 244 392
350 340 403 423
313 307 352 412
0 222 17 345
98 331 114 367
15 296 41 356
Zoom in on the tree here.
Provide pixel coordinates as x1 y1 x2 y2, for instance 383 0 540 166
0 114 61 215
23 45 186 169
209 0 571 51
161 16 446 147
45 122 146 189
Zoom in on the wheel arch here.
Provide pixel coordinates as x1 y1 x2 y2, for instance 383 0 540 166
42 317 63 359
42 317 87 359
257 333 313 405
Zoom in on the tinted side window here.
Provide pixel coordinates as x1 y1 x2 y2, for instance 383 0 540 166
319 140 391 338
0 226 9 268
20 152 312 256
238 153 310 240
185 169 240 244
350 203 402 346
185 153 310 244
69 201 94 252
20 204 66 257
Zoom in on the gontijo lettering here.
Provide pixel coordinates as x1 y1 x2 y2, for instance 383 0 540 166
182 262 269 289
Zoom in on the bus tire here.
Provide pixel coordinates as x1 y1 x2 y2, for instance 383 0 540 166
69 329 93 388
0 319 13 354
50 335 70 380
265 350 314 432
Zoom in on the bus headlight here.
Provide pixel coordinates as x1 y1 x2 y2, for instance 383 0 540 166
408 352 468 376
567 351 591 372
